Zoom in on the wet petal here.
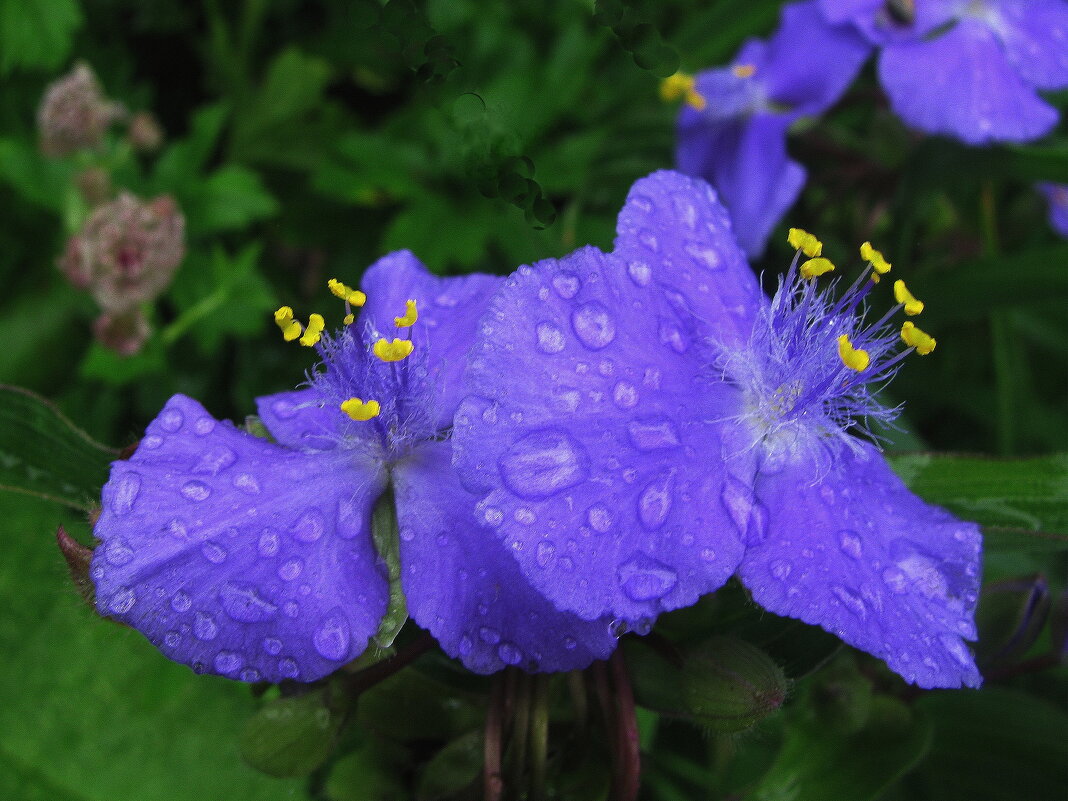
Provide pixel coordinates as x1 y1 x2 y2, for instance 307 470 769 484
358 250 504 423
255 388 348 451
614 169 764 347
92 394 390 683
878 21 1059 144
994 0 1068 90
394 442 617 673
739 440 982 689
454 246 747 624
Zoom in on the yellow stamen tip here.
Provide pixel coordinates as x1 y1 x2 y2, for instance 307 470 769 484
837 334 870 371
274 306 303 341
901 321 936 355
343 313 355 325
801 257 835 279
373 337 414 362
299 313 325 347
327 278 366 307
394 299 418 328
893 279 924 316
340 397 380 421
659 72 707 110
732 63 756 79
788 227 823 258
859 241 891 278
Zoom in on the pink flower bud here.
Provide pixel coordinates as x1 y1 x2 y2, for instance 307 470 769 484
37 62 126 157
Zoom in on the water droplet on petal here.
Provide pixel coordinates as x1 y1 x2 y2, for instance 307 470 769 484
313 611 351 661
214 651 242 674
104 537 134 566
819 485 836 505
638 473 673 530
258 529 280 556
770 559 792 580
498 642 523 665
159 408 184 432
194 417 216 435
272 400 298 420
612 381 639 410
627 261 652 286
552 272 580 299
618 553 678 601
193 446 236 475
107 587 135 614
479 626 501 645
514 508 536 525
882 566 907 593
171 591 192 612
291 509 326 542
832 585 867 618
219 582 278 622
232 472 261 495
278 658 300 678
111 473 141 515
181 481 211 502
482 505 504 527
838 530 863 559
571 301 616 350
587 504 613 533
685 241 721 271
194 611 218 641
458 635 473 655
657 320 689 353
164 631 181 648
535 540 556 567
278 558 304 581
141 435 163 450
627 419 680 451
500 430 590 500
263 637 282 655
700 548 716 562
535 321 566 354
240 667 261 682
563 636 577 650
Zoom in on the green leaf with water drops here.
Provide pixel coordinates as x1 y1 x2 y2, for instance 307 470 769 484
0 384 118 510
889 452 1068 538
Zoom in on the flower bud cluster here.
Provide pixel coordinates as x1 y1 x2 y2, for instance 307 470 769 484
37 62 126 157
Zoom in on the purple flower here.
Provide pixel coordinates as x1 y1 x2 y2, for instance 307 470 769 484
819 0 1068 144
1038 183 1068 238
91 251 616 682
671 1 871 258
454 170 982 688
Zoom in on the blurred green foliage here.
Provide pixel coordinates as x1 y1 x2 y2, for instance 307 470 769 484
0 0 1065 799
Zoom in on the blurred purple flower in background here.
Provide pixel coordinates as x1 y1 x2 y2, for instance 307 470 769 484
91 252 616 682
819 0 1068 144
455 170 982 688
1037 183 1068 238
669 1 870 258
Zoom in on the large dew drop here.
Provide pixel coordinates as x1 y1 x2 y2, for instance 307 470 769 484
313 610 351 661
618 553 678 602
570 301 616 350
499 429 591 500
219 582 278 623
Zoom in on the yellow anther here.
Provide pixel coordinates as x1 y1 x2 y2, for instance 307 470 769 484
787 227 823 258
893 280 924 315
801 257 835 279
373 337 414 362
394 299 418 328
900 321 936 355
340 397 381 421
327 278 367 307
343 313 355 325
837 335 870 371
859 241 891 282
298 313 325 347
732 63 756 79
659 72 706 110
274 306 303 342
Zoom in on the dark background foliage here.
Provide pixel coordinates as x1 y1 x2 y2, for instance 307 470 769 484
0 1 1065 799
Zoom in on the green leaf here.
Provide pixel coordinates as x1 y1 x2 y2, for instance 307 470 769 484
889 452 1068 538
239 687 345 778
0 495 305 801
0 0 82 74
0 385 118 509
78 335 168 386
750 697 933 801
324 741 407 801
0 138 73 210
151 103 230 190
913 688 1068 801
417 729 484 800
182 165 278 236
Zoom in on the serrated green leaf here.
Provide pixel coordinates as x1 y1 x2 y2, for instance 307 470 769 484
0 0 82 74
751 697 933 801
0 384 117 509
151 103 230 190
889 452 1068 537
183 165 279 235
